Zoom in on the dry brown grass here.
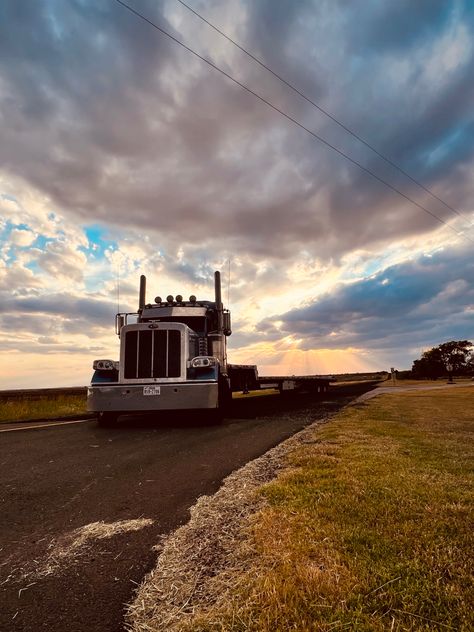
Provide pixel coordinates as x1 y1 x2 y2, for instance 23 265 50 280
0 394 88 423
12 519 154 584
232 389 279 399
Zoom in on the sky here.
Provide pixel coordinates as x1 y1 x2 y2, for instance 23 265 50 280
0 0 473 388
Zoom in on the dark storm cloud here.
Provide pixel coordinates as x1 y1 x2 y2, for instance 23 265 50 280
349 0 453 53
1 0 474 258
260 247 474 353
0 289 127 352
0 335 106 355
0 293 121 327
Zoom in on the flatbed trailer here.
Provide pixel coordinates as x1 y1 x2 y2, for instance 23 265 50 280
227 365 331 395
87 271 333 424
259 375 331 394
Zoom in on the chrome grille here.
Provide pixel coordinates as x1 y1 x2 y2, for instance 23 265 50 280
124 329 181 379
198 337 208 355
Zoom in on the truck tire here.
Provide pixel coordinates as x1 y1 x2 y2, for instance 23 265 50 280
208 407 224 424
220 379 232 411
208 377 231 424
97 412 118 427
219 376 232 412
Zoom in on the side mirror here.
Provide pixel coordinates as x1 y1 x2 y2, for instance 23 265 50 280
115 314 126 337
223 310 232 336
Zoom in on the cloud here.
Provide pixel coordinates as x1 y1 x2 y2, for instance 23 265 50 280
9 227 36 247
0 293 119 324
0 0 473 263
262 246 474 361
35 241 88 282
0 287 125 356
0 257 43 291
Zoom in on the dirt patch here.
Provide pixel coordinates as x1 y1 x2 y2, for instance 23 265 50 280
19 519 154 582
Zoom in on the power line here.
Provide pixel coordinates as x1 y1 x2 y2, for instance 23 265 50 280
176 0 473 228
114 0 474 244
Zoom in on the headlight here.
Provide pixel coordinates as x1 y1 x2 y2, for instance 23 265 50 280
191 356 218 368
93 359 118 371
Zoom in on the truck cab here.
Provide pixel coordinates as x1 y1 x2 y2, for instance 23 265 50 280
87 272 233 425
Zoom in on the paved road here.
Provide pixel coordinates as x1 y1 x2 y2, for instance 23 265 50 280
0 383 374 632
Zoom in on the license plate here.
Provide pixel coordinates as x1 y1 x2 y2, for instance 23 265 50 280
143 386 161 396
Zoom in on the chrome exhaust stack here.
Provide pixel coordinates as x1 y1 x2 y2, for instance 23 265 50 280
214 271 223 335
139 274 146 311
210 270 226 367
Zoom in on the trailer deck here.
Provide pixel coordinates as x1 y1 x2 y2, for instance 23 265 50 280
226 365 331 394
259 375 331 394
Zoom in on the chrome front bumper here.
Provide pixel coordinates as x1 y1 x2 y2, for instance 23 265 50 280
87 381 219 412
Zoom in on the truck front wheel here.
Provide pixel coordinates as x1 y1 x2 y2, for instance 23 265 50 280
219 376 232 409
208 378 231 424
97 412 118 427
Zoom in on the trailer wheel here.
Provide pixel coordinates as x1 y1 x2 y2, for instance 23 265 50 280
97 412 118 427
208 407 224 424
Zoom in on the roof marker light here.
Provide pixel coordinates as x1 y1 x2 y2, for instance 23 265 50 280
155 296 162 303
166 295 174 303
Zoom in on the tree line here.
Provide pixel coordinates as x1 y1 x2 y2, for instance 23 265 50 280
409 340 473 380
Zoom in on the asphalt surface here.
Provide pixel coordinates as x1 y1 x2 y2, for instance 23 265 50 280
0 383 376 632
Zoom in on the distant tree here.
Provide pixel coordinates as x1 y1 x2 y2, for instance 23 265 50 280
411 340 473 379
467 357 474 376
412 351 444 380
436 340 472 374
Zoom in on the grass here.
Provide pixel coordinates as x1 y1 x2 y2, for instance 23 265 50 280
25 518 154 580
186 386 474 631
0 394 89 423
233 389 279 399
386 378 472 387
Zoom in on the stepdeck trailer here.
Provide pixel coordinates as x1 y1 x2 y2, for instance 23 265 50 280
87 272 331 424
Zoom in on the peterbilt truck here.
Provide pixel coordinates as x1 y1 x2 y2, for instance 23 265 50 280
87 271 257 425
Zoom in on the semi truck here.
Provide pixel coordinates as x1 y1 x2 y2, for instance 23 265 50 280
87 271 331 425
87 271 258 425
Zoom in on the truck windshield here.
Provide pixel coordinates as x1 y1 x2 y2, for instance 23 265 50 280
157 316 206 334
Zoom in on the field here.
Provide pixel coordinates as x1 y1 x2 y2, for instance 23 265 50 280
183 386 474 631
0 393 89 423
331 372 388 382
